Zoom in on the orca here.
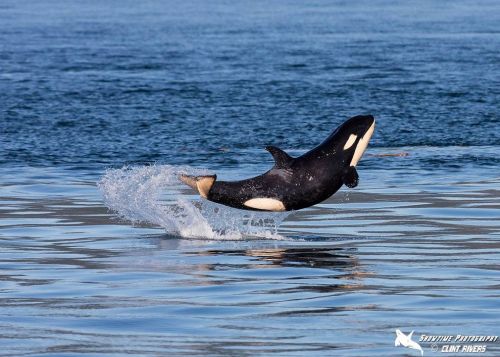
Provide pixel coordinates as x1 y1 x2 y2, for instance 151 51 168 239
394 329 424 356
180 115 375 211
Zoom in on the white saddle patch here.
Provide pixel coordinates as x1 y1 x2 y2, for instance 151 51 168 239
343 134 357 150
244 198 286 211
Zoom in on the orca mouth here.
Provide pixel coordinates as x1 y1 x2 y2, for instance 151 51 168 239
350 119 375 166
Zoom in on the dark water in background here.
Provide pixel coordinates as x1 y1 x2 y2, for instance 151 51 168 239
1 0 499 168
1 1 500 356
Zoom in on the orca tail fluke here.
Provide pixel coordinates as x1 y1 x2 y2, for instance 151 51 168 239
179 174 216 198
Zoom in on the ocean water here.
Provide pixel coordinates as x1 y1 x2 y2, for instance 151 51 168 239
1 0 499 356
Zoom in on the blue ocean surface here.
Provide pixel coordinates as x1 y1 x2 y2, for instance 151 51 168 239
0 0 499 356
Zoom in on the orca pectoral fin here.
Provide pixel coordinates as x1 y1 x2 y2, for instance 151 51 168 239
265 145 293 169
342 166 359 188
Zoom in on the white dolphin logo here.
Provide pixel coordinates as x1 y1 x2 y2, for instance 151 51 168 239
395 329 424 356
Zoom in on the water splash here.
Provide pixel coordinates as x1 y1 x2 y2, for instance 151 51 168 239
97 165 289 240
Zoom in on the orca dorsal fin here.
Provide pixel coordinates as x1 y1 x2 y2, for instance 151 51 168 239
265 145 293 169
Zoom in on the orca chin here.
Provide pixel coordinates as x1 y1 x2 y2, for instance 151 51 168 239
351 119 375 166
180 115 376 211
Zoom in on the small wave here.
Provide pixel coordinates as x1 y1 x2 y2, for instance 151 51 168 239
97 165 289 240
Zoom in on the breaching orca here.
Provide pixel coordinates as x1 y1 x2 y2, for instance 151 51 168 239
180 115 375 211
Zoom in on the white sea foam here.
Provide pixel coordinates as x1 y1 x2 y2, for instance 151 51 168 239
97 165 289 240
